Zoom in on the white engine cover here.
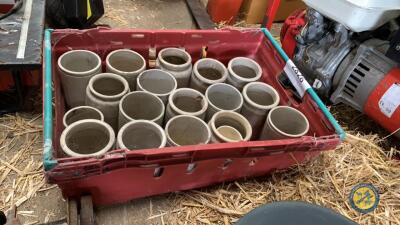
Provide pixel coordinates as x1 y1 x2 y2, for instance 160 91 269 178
303 0 400 32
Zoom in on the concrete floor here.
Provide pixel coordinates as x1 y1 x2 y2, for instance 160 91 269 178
97 0 196 29
96 195 175 225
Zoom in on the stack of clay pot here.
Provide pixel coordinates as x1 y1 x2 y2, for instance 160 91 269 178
58 48 310 158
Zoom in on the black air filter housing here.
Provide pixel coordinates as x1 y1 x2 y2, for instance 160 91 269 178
46 0 104 28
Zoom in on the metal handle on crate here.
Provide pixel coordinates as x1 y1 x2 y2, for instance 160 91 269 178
43 29 58 170
261 28 346 140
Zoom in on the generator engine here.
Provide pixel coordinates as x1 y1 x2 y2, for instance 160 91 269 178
281 0 400 138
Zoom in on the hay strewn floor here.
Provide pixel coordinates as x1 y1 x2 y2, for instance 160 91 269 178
162 134 399 224
0 114 64 224
160 107 400 225
0 114 44 210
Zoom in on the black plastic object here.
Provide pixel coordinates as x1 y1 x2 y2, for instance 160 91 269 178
236 201 358 225
0 211 6 225
278 72 302 102
0 71 24 115
46 0 104 28
386 29 400 64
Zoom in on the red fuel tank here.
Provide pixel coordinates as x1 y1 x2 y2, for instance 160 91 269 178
364 68 400 138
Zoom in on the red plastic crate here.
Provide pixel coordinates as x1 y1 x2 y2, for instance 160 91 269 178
43 28 341 206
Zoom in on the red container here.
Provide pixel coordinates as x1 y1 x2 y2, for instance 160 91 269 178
0 3 14 14
207 0 244 24
44 28 341 206
364 68 400 137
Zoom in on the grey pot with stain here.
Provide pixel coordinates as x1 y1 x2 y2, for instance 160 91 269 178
227 57 262 90
117 120 166 150
165 88 208 122
60 119 115 157
259 106 310 140
165 115 211 146
205 83 243 121
63 106 104 128
86 73 130 132
156 48 192 88
58 50 102 107
208 111 252 143
119 91 165 129
241 82 280 139
190 58 228 93
106 49 146 90
137 69 177 104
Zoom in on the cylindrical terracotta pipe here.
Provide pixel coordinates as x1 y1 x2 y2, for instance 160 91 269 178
63 106 104 128
156 48 192 88
208 111 252 143
227 57 262 90
205 83 243 121
241 82 280 139
60 119 115 157
165 115 211 146
106 49 146 90
117 120 166 150
137 69 177 104
259 106 310 140
58 50 102 107
190 58 228 93
165 88 208 122
119 91 165 128
86 73 130 131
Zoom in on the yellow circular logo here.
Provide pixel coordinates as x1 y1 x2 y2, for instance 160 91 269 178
349 183 379 213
